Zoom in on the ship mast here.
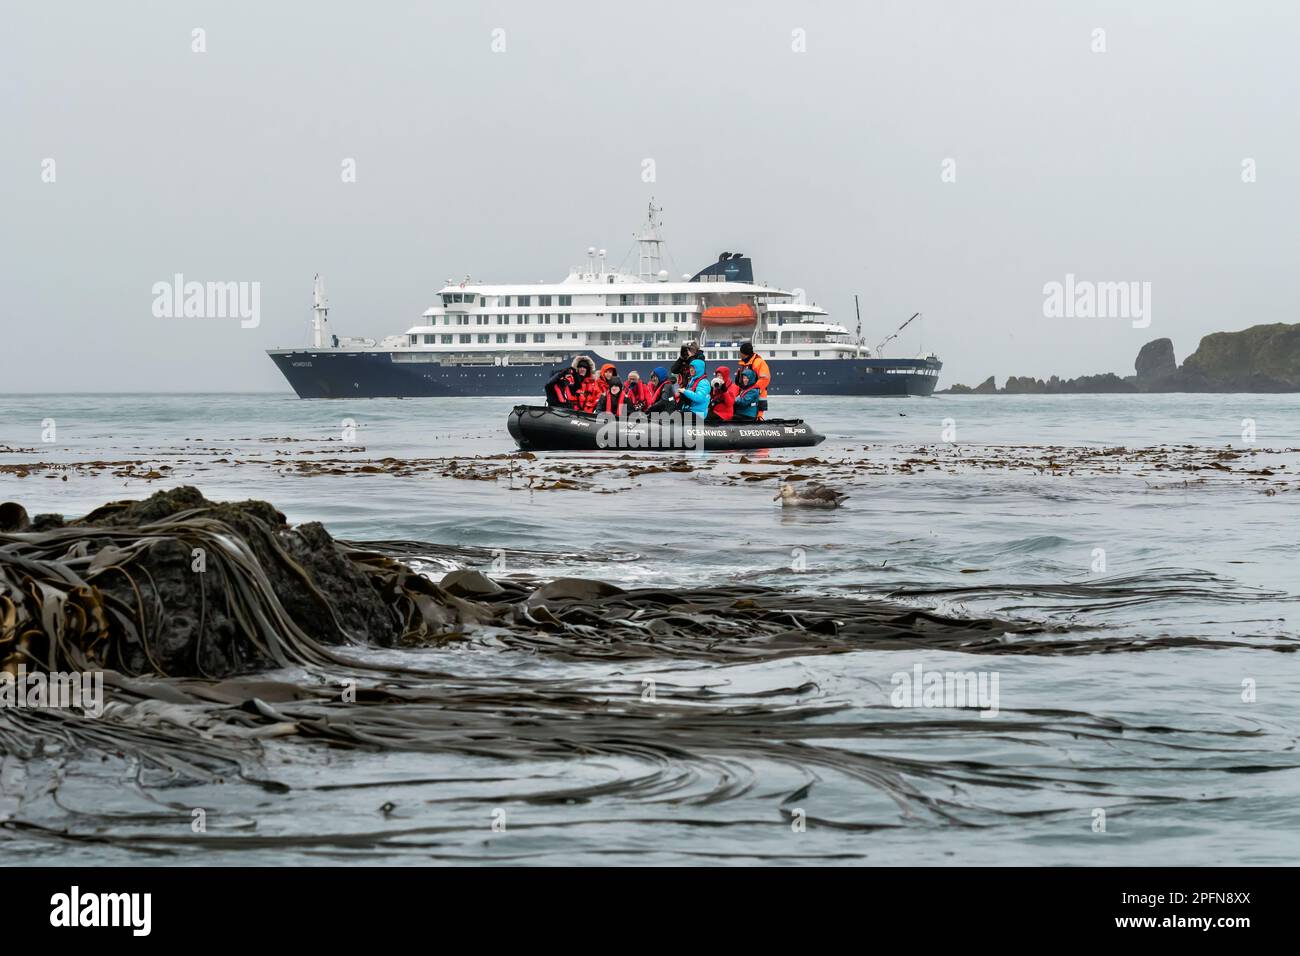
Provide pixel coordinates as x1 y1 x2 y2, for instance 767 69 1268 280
311 274 329 347
635 198 664 280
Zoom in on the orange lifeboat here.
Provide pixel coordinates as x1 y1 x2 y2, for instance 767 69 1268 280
699 303 756 327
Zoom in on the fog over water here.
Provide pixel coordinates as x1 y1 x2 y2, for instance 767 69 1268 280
4 1 1299 392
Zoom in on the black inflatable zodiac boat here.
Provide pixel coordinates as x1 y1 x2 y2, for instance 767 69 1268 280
507 405 825 452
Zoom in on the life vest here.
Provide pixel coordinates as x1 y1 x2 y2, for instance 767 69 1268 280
599 386 628 415
548 378 576 406
709 368 738 420
737 353 770 419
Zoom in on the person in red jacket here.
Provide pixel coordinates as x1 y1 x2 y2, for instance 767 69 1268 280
706 366 739 422
622 370 652 412
577 361 615 413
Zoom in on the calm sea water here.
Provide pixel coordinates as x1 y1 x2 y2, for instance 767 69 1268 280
2 392 1298 865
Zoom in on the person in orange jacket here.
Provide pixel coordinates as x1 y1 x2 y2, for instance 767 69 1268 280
578 362 616 413
737 342 770 419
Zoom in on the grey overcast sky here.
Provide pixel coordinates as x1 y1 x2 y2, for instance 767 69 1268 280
2 0 1297 392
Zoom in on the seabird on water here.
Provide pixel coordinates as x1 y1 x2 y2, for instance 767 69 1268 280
774 482 848 508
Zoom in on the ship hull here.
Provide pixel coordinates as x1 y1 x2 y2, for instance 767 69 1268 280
267 350 941 399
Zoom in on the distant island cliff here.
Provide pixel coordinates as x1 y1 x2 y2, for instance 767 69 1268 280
942 323 1300 394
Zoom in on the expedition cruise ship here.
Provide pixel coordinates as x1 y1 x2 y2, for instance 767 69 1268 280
268 203 941 399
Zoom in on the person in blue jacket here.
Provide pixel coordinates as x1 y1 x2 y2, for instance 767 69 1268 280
733 366 761 420
677 358 712 417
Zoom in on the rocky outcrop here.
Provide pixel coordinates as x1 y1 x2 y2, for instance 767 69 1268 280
943 375 997 395
1179 323 1300 391
939 323 1300 394
1002 373 1137 394
1135 338 1177 383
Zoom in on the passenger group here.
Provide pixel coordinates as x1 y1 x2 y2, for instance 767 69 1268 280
544 341 771 423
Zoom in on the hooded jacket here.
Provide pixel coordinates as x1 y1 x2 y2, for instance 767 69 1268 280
708 366 739 421
733 367 761 420
645 366 673 407
677 358 712 417
737 349 770 419
577 362 615 413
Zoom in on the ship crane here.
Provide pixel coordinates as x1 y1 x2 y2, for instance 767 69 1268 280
875 312 922 356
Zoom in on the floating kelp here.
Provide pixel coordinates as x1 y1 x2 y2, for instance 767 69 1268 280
0 487 482 679
5 440 1299 498
3 487 1298 862
2 487 1289 684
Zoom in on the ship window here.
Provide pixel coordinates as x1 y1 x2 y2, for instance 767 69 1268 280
515 333 526 343
558 295 572 306
464 294 475 304
620 294 634 306
500 296 510 307
517 314 528 324
477 334 489 343
538 295 551 306
423 334 434 344
533 333 545 342
441 334 453 343
792 351 799 357
517 296 531 307
459 334 471 343
408 335 416 346
645 294 659 305
496 334 508 343
814 350 821 357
